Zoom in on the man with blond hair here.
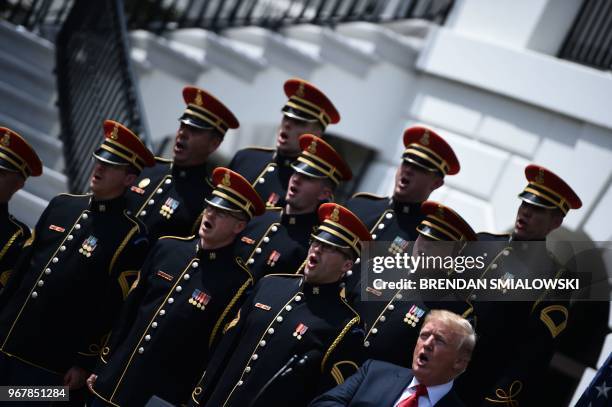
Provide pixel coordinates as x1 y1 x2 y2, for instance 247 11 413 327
310 309 475 407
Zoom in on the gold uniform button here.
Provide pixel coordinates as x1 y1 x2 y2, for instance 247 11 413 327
267 328 274 335
371 328 378 335
379 316 386 322
276 316 283 322
82 213 88 220
175 286 182 292
183 274 190 280
44 268 51 275
259 340 266 347
159 310 166 316
52 257 59 263
271 226 278 232
388 305 395 311
152 322 158 328
168 298 174 304
372 234 377 240
255 248 262 254
251 354 258 360
165 179 172 185
295 295 302 302
140 211 147 217
31 292 38 299
192 262 199 268
138 347 144 354
285 305 292 311
156 188 163 194
148 200 155 206
263 237 270 243
37 280 44 287
75 224 81 230
364 341 370 347
245 367 251 373
385 213 393 219
258 178 265 184
378 224 385 230
67 235 73 240
60 246 66 251
145 335 151 341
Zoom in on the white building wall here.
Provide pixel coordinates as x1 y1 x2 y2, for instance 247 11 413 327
133 0 611 244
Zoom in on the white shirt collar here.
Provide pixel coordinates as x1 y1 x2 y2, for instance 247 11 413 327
408 377 454 406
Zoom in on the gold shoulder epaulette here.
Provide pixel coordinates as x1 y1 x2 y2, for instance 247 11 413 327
350 192 386 200
244 146 275 152
155 156 173 164
158 234 196 241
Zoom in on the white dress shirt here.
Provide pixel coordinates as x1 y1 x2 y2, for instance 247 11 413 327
392 377 454 407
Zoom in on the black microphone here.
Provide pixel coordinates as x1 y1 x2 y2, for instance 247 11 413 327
280 349 321 377
248 350 321 407
248 354 299 407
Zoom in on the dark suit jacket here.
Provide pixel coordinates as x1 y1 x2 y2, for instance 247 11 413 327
309 360 465 407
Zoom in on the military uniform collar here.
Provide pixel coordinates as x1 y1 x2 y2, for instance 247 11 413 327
508 235 548 258
303 280 342 298
171 162 210 179
89 195 126 213
273 151 296 167
281 210 319 228
391 199 422 215
196 240 236 261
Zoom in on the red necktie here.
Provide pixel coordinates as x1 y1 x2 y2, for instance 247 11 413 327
397 384 428 407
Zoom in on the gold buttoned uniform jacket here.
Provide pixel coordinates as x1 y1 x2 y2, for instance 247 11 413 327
0 194 148 375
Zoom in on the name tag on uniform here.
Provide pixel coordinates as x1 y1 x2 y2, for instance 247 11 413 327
366 286 382 297
241 236 256 245
156 270 173 282
130 185 145 195
255 303 271 311
49 225 65 233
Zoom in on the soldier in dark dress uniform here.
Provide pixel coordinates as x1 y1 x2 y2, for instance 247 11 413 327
346 126 460 352
347 125 460 253
238 134 352 281
354 201 477 369
87 167 265 407
453 164 582 406
189 203 371 407
126 86 239 241
229 78 340 209
0 120 154 390
0 127 42 291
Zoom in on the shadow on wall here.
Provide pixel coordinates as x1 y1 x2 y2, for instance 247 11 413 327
546 227 611 406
